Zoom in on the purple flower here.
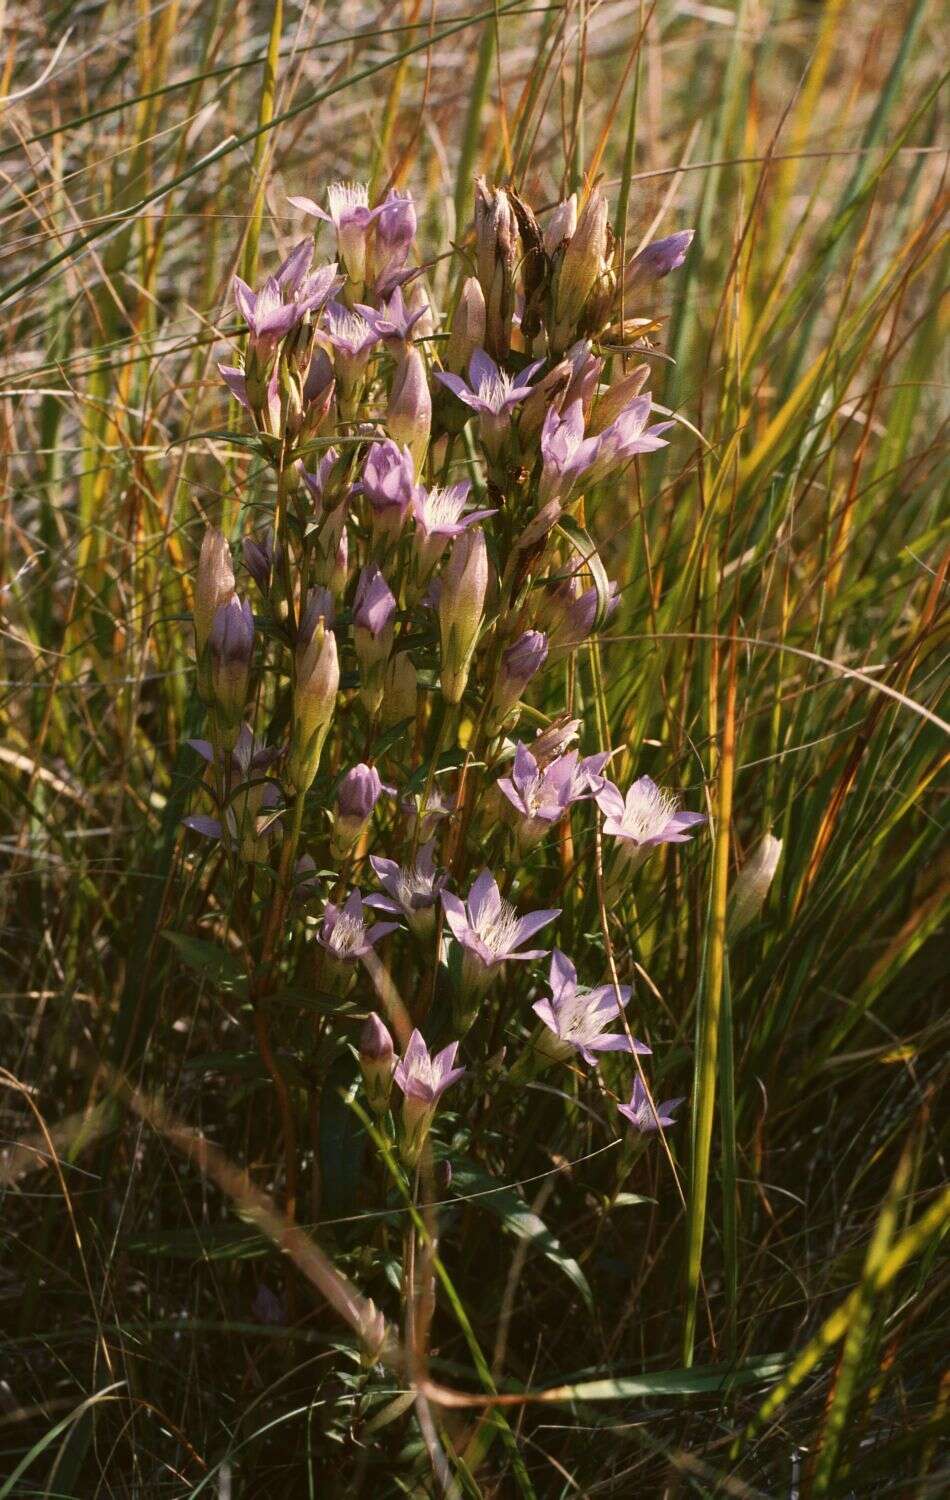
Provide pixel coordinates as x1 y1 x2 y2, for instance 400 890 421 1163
183 726 281 860
540 399 601 501
410 481 496 575
596 776 706 865
357 439 418 535
394 1030 466 1105
618 1075 685 1132
354 284 426 346
623 230 694 296
593 396 673 469
487 631 549 733
233 275 302 349
289 180 384 286
497 742 609 845
322 302 380 361
243 532 278 593
318 888 399 969
435 350 544 456
208 596 254 725
441 869 559 994
366 840 448 939
532 950 649 1067
393 1029 466 1164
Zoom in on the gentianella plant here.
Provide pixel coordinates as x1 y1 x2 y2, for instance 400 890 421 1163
186 175 704 1210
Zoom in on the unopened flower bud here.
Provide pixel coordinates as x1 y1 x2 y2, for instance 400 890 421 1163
195 529 235 698
487 630 548 733
242 532 278 594
381 652 417 728
588 363 650 434
434 1158 453 1192
543 195 577 256
622 230 694 299
552 189 610 352
313 504 349 595
359 1011 395 1114
439 528 488 705
444 277 486 374
474 178 518 360
372 189 416 292
353 566 397 712
728 834 782 939
209 596 254 728
517 360 572 444
286 614 339 793
332 763 388 856
359 1297 389 1368
387 346 431 469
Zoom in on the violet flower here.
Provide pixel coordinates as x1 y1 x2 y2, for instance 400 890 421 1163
543 572 620 650
497 741 609 846
618 1075 685 1132
318 888 398 976
410 481 496 576
299 446 341 513
353 564 396 710
441 869 559 1001
533 950 649 1067
353 285 426 347
321 302 380 407
366 840 448 940
435 350 544 457
359 1012 395 1114
393 1029 466 1165
596 776 706 868
289 180 383 287
183 726 281 862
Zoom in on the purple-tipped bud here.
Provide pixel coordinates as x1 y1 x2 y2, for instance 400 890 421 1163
360 439 417 543
242 533 277 593
444 277 486 374
438 528 488 705
387 346 431 468
623 231 694 297
333 763 388 855
209 596 254 726
474 179 518 361
372 189 417 292
487 630 548 733
353 565 397 711
287 614 339 793
359 1011 395 1114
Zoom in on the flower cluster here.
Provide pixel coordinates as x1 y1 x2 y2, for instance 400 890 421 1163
185 176 705 1175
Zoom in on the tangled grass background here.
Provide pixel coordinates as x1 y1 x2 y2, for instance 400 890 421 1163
0 2 947 1495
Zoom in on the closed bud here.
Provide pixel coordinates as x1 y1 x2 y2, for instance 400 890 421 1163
517 359 572 444
439 527 488 705
332 763 387 856
195 529 235 698
622 230 694 300
552 189 610 352
588 363 650 434
386 347 431 469
543 195 577 256
209 596 254 727
359 1297 389 1368
381 652 417 728
313 504 349 595
287 615 339 793
728 834 782 939
353 566 397 712
474 179 518 360
444 277 486 374
359 1011 395 1114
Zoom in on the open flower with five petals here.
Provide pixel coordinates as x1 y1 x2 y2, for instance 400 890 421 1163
532 950 650 1067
